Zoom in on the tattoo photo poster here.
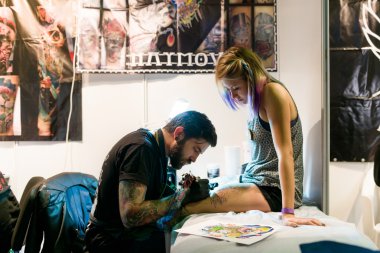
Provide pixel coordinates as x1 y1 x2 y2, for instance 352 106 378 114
0 0 82 141
0 0 277 140
77 0 277 73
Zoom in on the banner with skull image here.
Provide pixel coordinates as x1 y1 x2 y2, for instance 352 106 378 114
0 0 82 141
76 0 277 73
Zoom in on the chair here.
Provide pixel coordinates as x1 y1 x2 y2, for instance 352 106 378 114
11 176 45 253
359 145 380 248
11 172 98 253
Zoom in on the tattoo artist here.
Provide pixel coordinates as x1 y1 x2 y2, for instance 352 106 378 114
85 111 217 253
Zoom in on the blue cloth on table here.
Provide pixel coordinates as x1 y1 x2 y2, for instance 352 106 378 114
300 240 379 253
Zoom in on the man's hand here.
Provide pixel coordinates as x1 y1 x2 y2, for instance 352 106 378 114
182 178 210 206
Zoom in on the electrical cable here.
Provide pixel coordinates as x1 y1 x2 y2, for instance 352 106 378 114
64 34 78 171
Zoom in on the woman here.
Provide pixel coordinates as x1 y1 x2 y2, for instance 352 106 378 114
183 46 323 227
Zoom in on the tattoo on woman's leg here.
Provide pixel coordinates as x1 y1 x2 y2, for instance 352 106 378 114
210 192 228 208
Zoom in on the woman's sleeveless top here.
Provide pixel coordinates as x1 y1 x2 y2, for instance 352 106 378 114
240 110 304 208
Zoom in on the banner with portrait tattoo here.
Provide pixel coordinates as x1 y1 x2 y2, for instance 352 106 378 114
76 0 277 73
0 0 82 141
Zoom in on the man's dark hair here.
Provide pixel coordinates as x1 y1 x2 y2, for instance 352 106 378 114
164 110 217 147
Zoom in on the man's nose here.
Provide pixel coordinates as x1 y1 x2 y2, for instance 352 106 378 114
190 153 199 163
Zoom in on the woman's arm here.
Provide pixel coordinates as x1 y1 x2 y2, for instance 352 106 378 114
262 83 324 226
262 83 295 211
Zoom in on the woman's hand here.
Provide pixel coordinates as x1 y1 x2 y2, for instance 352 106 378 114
281 213 325 227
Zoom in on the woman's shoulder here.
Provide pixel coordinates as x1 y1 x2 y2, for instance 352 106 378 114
263 82 289 99
265 81 285 90
262 82 298 120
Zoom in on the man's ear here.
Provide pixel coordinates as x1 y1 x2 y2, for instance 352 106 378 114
173 126 185 142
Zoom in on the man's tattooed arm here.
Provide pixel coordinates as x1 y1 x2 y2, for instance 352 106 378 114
118 180 186 229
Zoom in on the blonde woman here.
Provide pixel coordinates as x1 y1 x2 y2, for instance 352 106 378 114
184 46 324 227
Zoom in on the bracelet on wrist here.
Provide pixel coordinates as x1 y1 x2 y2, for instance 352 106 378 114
281 208 295 215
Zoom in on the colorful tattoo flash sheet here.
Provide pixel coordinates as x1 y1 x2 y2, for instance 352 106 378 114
175 219 279 245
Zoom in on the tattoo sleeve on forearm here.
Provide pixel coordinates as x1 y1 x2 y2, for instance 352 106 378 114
168 189 187 211
119 181 188 229
119 181 160 228
156 189 188 230
125 203 160 228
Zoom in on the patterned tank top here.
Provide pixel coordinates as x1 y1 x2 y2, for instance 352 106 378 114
240 113 304 208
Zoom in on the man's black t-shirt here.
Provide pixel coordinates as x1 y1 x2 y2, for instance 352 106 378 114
91 128 168 240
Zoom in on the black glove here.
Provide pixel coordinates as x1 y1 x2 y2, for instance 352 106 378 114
181 178 210 206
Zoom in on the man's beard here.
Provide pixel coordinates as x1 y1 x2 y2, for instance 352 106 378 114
169 140 186 170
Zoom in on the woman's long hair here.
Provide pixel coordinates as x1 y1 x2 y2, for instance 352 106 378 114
215 46 280 119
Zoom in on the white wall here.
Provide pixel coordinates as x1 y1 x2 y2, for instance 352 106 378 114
329 162 373 221
1 0 322 201
1 0 364 223
277 0 324 208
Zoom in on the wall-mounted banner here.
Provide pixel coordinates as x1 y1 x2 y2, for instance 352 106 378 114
76 0 277 73
0 0 82 141
329 0 380 162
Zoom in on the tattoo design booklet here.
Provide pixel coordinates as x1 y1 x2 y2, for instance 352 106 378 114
175 219 280 245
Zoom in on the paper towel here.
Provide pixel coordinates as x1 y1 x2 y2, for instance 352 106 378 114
224 145 241 177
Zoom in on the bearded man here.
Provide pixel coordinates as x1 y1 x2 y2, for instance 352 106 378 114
85 110 217 253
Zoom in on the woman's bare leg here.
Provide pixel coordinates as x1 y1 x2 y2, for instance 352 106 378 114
184 184 271 214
